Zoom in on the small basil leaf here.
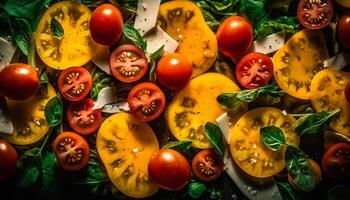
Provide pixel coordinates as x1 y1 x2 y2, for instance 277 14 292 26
217 93 243 109
44 96 63 127
162 140 192 153
50 18 64 39
8 17 31 56
17 166 40 188
41 152 57 193
204 122 225 156
123 24 147 52
40 70 49 84
149 45 164 82
276 182 299 200
187 181 207 199
260 126 286 151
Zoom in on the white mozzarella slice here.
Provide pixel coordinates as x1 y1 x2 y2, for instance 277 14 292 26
92 87 117 110
101 102 130 114
324 52 350 70
0 97 13 134
134 0 161 36
252 32 285 55
0 37 17 70
143 26 179 54
91 45 112 75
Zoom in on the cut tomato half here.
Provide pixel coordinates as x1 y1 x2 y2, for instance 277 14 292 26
297 0 333 30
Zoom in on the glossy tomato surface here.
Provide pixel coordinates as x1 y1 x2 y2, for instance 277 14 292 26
338 12 350 49
148 149 191 191
156 53 192 90
128 82 165 122
235 52 273 89
66 98 102 135
90 4 123 46
0 140 18 179
0 63 39 100
192 149 224 182
322 143 350 179
297 0 333 30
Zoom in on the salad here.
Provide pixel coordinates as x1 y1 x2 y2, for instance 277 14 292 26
0 0 350 199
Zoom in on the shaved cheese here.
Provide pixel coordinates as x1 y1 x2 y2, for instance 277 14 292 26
92 87 117 110
324 52 350 70
216 112 231 143
0 37 16 70
101 102 130 113
91 45 112 75
251 32 285 55
0 98 13 134
143 26 179 54
134 0 161 36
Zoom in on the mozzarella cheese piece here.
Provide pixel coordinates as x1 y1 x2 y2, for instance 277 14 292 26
216 112 231 143
0 37 17 70
324 52 350 70
91 45 112 75
0 97 13 134
143 26 179 54
101 102 130 113
92 87 118 110
251 32 285 55
134 0 161 36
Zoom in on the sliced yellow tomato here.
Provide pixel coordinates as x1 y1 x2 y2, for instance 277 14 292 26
35 1 98 70
310 68 350 137
273 29 328 100
166 73 247 149
1 85 56 145
96 113 159 198
335 0 350 8
230 107 299 178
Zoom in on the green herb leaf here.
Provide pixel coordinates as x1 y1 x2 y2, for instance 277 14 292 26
276 182 299 200
295 108 340 135
187 181 207 199
8 17 31 56
16 148 41 188
17 166 40 188
149 45 164 82
40 70 49 84
163 140 192 153
90 68 112 100
123 24 147 52
4 0 42 18
44 96 63 127
50 18 64 39
204 122 225 156
41 152 57 193
254 16 299 40
260 126 286 151
239 0 267 25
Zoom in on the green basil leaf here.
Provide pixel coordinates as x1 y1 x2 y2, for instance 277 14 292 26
4 0 42 18
40 70 49 84
8 17 31 56
50 18 64 39
17 166 40 188
260 126 286 151
123 24 147 52
187 181 207 199
276 182 299 200
41 152 57 193
239 0 266 25
162 140 192 153
90 68 112 100
204 122 225 156
149 45 164 82
44 96 63 127
295 108 340 135
254 16 300 40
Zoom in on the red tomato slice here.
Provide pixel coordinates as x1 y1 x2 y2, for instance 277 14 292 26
66 98 102 135
297 0 334 30
127 82 166 122
322 143 350 179
52 132 90 171
58 67 92 101
192 149 224 182
235 52 273 89
110 45 148 83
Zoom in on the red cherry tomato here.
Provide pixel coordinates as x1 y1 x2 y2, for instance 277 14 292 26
216 16 253 61
127 82 166 122
345 81 350 104
90 4 123 46
58 67 92 102
156 53 192 90
66 98 102 135
52 132 90 171
109 45 148 83
0 140 18 179
192 149 224 182
235 52 273 89
322 143 350 179
338 12 350 49
297 0 333 30
148 149 191 191
0 63 39 100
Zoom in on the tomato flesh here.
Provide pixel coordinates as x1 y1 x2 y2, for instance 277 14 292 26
192 149 224 182
0 140 18 179
338 12 350 49
297 0 333 30
322 143 350 179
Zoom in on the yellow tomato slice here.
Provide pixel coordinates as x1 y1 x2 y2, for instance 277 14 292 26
96 113 159 198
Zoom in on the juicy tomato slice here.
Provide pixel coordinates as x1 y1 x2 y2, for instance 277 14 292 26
66 98 102 135
322 143 350 179
192 149 224 182
110 45 148 83
128 82 166 122
52 131 90 171
235 52 273 89
297 0 334 30
58 67 93 101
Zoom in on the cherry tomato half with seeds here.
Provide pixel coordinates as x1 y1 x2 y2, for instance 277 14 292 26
127 82 166 122
0 140 18 179
338 12 350 49
192 149 224 182
66 98 102 135
110 45 148 83
58 67 93 102
297 0 333 30
235 52 273 89
322 143 350 179
52 132 90 171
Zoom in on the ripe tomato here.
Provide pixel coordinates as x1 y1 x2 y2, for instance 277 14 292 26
66 98 102 135
128 82 166 122
0 63 39 100
58 66 92 102
192 149 224 182
52 132 90 171
148 149 191 191
338 12 350 49
110 45 148 83
345 81 350 104
297 0 333 30
90 4 123 46
156 53 193 90
0 140 18 179
322 143 350 179
288 159 321 191
235 52 273 89
216 16 253 61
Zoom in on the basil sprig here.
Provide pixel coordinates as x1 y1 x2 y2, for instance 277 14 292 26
50 18 64 39
149 45 164 82
204 122 225 156
260 126 286 151
122 24 147 52
44 95 63 127
187 181 207 199
162 140 192 153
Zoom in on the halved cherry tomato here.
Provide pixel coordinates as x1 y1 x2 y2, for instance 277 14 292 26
66 98 102 135
0 140 18 179
127 82 166 122
110 45 148 83
235 52 273 89
192 149 224 182
345 81 350 104
297 0 333 30
58 67 93 101
322 143 350 179
52 132 90 171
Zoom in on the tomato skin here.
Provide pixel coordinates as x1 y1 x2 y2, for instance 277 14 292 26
322 143 350 179
0 140 18 179
156 53 193 90
0 63 39 100
297 0 333 30
192 149 224 182
216 16 253 61
338 12 350 49
148 149 191 191
345 81 350 104
90 4 123 46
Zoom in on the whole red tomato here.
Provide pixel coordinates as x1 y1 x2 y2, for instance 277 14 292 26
0 63 39 100
338 12 350 49
90 4 123 46
0 140 18 179
156 53 192 90
216 16 253 61
148 149 191 191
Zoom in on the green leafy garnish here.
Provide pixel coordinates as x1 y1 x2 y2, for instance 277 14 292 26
254 16 299 40
90 68 112 100
187 181 207 199
276 182 299 200
162 140 192 153
44 96 63 127
122 24 147 52
16 147 41 188
239 0 266 25
260 126 286 151
8 17 31 56
204 122 225 156
149 45 164 82
39 70 49 84
50 18 64 39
